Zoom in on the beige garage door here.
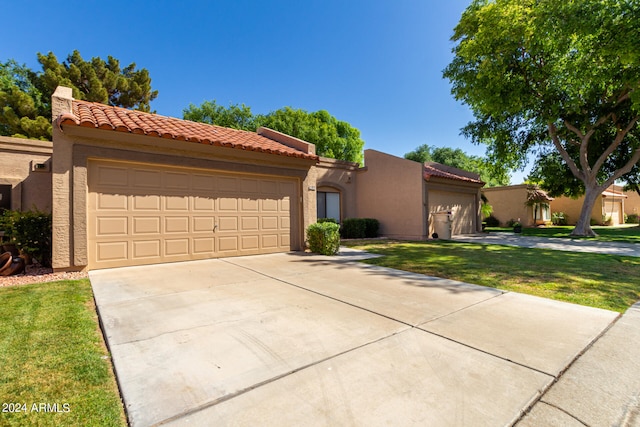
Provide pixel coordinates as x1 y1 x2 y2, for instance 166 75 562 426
429 190 477 235
88 160 297 269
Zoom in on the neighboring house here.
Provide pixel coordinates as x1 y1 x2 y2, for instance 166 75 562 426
625 188 640 218
483 184 553 227
0 136 52 213
353 150 484 239
1 86 484 272
551 187 627 226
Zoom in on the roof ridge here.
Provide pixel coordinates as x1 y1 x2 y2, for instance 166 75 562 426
57 99 318 161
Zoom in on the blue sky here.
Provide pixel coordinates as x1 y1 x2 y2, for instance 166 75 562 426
4 0 529 183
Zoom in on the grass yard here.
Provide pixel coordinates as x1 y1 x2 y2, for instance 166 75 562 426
344 239 640 312
0 279 127 427
487 225 640 243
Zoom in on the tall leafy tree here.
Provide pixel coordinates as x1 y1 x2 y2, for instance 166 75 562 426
183 100 256 130
443 0 640 236
0 60 50 139
184 102 365 164
0 51 158 140
404 144 510 187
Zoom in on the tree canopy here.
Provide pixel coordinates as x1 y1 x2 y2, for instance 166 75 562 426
0 51 158 140
184 102 365 164
404 144 510 187
443 0 640 236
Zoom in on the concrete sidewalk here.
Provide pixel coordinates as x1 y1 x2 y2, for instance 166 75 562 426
452 233 640 257
90 250 628 426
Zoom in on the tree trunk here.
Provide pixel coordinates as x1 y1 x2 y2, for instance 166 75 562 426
571 187 600 237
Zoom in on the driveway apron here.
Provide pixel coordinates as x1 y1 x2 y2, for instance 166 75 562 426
90 251 618 427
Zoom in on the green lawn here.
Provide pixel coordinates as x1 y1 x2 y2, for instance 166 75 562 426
0 279 127 427
487 225 640 243
344 239 640 312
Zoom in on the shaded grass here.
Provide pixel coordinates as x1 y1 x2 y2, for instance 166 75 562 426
0 279 127 427
487 225 640 243
344 240 640 312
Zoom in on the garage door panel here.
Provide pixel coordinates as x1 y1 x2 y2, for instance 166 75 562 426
165 239 190 256
133 195 160 211
429 191 477 235
166 196 189 211
219 198 237 211
165 172 190 189
96 165 129 187
98 193 128 210
219 216 238 232
193 217 215 233
193 238 215 254
88 160 297 269
133 240 161 259
133 217 161 234
242 216 259 231
193 196 215 211
262 234 279 248
133 169 161 188
241 235 259 250
219 236 238 252
97 217 128 236
241 198 259 211
96 241 128 261
166 217 190 233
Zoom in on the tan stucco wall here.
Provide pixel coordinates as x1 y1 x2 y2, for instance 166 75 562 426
52 123 316 271
551 195 603 225
625 191 640 217
0 136 52 213
483 185 538 227
355 150 427 239
313 157 359 222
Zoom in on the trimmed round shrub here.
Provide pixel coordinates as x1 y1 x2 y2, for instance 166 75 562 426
484 215 500 227
306 222 340 255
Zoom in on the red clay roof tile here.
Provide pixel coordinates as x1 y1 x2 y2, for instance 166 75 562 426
423 162 484 185
56 100 318 160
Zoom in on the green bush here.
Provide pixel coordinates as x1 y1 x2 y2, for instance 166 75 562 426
340 218 379 239
552 211 568 226
627 213 639 224
317 218 338 224
484 215 500 227
0 209 52 267
306 222 340 255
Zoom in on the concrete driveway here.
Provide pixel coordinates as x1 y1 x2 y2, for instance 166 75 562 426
90 251 618 427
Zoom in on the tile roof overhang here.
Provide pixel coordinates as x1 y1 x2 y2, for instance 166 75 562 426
423 162 485 185
55 100 319 161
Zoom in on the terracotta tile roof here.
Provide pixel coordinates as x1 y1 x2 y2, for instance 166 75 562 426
56 100 318 160
423 162 484 185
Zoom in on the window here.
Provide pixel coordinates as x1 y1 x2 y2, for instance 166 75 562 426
317 191 340 222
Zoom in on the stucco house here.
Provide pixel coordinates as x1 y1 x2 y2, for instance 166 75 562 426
1 86 484 271
551 187 627 226
483 184 553 227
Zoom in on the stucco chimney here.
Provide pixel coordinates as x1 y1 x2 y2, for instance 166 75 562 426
51 86 73 119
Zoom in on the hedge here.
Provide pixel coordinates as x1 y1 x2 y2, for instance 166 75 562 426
306 222 340 255
341 218 380 239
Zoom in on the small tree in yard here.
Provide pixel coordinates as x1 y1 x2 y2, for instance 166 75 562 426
443 0 640 237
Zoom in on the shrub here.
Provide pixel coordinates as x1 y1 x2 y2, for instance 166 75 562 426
341 218 366 239
317 218 338 224
484 215 500 227
363 218 380 238
340 218 380 239
306 222 340 255
551 211 568 226
627 213 640 224
0 209 52 267
506 218 518 227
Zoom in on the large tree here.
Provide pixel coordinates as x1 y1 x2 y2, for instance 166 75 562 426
443 0 640 236
184 102 365 164
404 144 510 187
0 51 158 140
